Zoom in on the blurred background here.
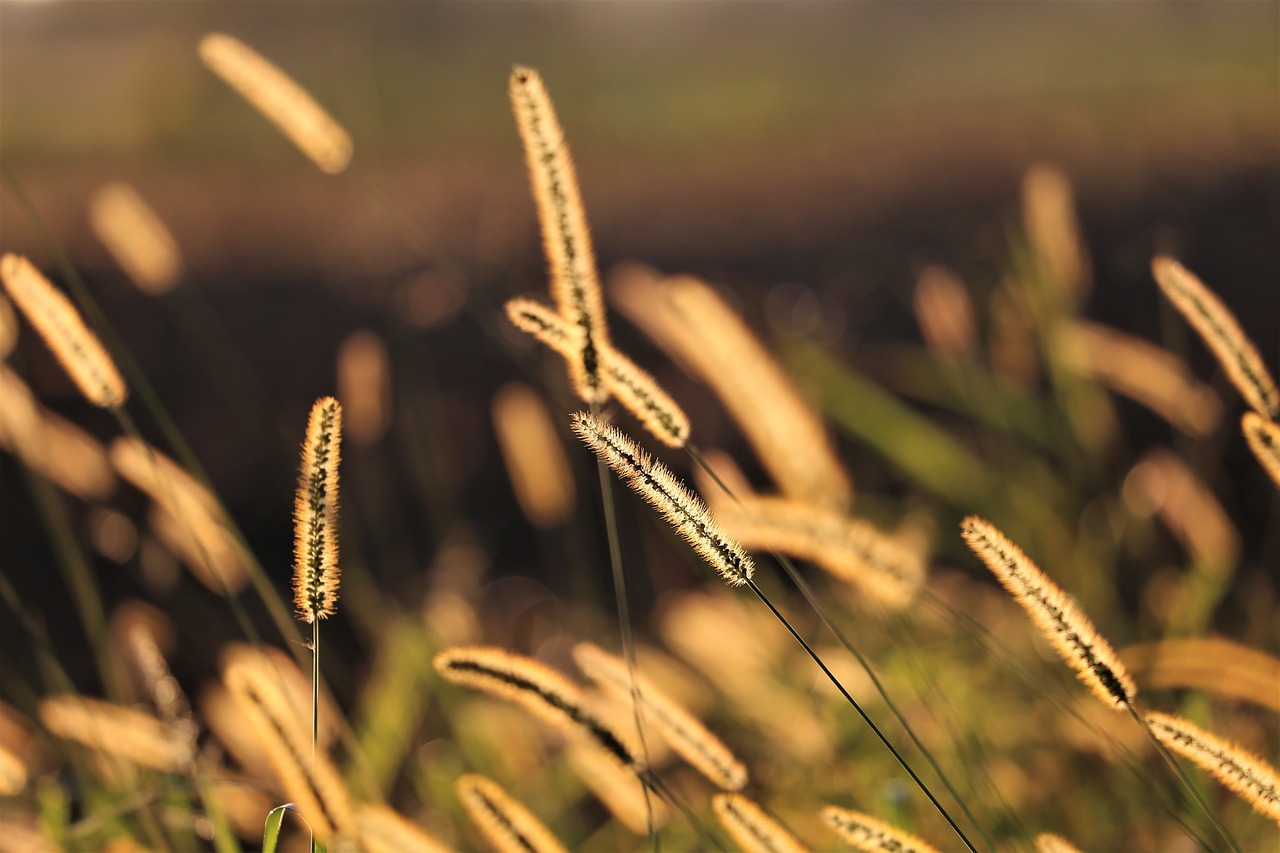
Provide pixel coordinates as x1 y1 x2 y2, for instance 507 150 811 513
2 2 1279 848
2 0 1278 751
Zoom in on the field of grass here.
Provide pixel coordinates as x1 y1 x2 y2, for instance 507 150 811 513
0 4 1277 852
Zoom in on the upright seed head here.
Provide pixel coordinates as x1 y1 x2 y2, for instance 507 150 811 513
509 65 610 403
293 397 342 622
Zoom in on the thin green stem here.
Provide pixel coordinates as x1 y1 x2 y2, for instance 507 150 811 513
591 403 659 851
743 577 979 853
641 770 729 853
1126 703 1240 853
311 618 320 853
685 443 989 851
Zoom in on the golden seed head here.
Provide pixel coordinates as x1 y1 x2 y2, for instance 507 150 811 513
961 516 1135 709
293 396 342 622
337 330 391 446
457 773 568 853
1152 255 1278 419
0 253 128 408
433 645 641 771
1242 412 1280 489
574 642 747 791
712 793 811 853
492 382 576 528
88 182 184 295
571 412 753 585
1145 711 1280 826
199 32 353 174
509 65 609 403
821 805 942 853
609 267 852 509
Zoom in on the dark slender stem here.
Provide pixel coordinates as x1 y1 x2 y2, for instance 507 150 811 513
591 402 659 851
686 444 988 851
641 770 729 853
311 619 320 853
744 578 978 853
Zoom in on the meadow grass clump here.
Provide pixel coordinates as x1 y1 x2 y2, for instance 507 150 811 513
2 34 1278 853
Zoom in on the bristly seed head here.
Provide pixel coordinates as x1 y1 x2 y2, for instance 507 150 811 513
571 411 751 585
960 516 1135 710
293 396 342 622
0 253 128 409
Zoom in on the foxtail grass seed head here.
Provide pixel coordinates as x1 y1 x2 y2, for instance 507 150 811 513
357 804 455 853
1122 449 1240 574
0 366 116 501
217 643 341 752
573 642 747 791
433 646 641 771
1145 711 1280 826
0 253 128 408
149 503 249 594
38 695 194 774
960 516 1136 709
1242 412 1280 489
1022 163 1091 299
712 793 811 853
0 745 28 796
337 330 391 446
600 347 690 448
610 267 853 509
492 382 577 528
293 396 342 622
505 298 689 446
110 436 221 519
223 660 355 841
509 65 609 403
913 265 977 361
0 292 17 359
88 182 183 295
1034 833 1085 853
571 412 754 585
1120 637 1280 713
1152 255 1279 419
565 741 670 834
718 496 925 610
457 773 569 853
821 806 942 853
1058 320 1222 439
198 32 353 174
